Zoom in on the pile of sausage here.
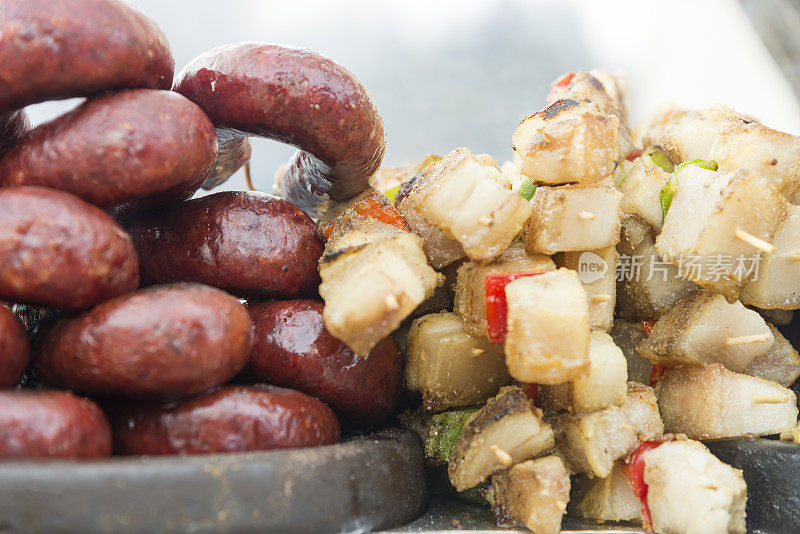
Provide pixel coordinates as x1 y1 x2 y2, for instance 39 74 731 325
0 0 399 459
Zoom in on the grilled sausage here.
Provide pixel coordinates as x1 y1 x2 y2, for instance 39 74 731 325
36 284 253 400
173 42 384 216
245 300 402 425
111 385 341 455
0 0 173 115
128 191 323 299
0 110 30 156
0 90 217 208
0 390 112 459
0 187 139 310
0 305 29 387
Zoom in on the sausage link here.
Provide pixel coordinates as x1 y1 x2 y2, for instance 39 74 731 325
0 187 139 310
111 385 341 455
0 90 217 208
36 283 253 400
0 304 29 387
128 191 323 299
0 390 112 459
0 0 173 115
173 42 384 216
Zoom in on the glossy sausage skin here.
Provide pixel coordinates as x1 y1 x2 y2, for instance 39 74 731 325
0 187 139 310
0 0 173 115
0 110 30 156
36 284 253 400
173 43 384 215
0 90 217 208
111 385 341 455
0 305 29 387
128 192 323 299
0 390 112 459
245 300 402 425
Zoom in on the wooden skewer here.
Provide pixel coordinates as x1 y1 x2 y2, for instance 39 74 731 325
753 395 789 404
385 294 400 311
578 210 595 221
725 333 772 346
590 293 612 303
243 163 257 191
491 445 514 466
734 228 775 254
471 348 486 357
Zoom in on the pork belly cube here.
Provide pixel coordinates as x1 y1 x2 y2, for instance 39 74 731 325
636 290 774 372
488 456 570 534
405 312 510 411
525 183 622 255
569 460 641 524
504 269 590 384
512 99 620 185
609 319 652 384
619 382 664 439
617 216 697 321
655 363 798 439
710 116 800 198
319 232 441 355
539 331 628 413
740 205 800 309
448 387 554 491
558 247 617 331
641 105 742 163
744 324 800 387
642 439 747 534
618 158 670 231
453 243 556 338
656 166 788 298
400 147 532 264
550 405 638 478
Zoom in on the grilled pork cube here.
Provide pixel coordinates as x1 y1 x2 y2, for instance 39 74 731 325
320 222 441 355
448 387 554 491
710 116 800 198
609 319 652 384
525 182 622 255
397 147 531 265
636 290 774 373
617 216 697 321
504 269 590 384
744 324 800 387
641 105 742 163
618 159 670 231
513 99 621 185
539 331 628 413
655 363 798 439
642 439 747 534
405 312 510 411
620 382 664 439
372 154 440 193
487 456 570 534
550 405 638 479
740 204 800 309
558 247 617 331
569 460 641 524
656 166 788 298
454 243 556 338
550 383 662 478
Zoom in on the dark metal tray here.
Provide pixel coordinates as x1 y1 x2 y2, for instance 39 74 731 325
0 428 427 534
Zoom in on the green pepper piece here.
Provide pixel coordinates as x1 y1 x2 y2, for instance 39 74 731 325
425 408 477 465
674 158 718 173
642 146 675 173
519 177 537 201
384 185 401 202
659 158 718 221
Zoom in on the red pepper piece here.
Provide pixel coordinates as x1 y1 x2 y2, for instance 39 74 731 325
649 364 665 386
523 383 539 406
321 194 409 240
625 436 677 532
626 148 644 162
554 72 575 89
484 271 544 344
642 319 656 337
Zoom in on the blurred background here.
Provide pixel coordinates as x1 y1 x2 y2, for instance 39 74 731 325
26 0 800 192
